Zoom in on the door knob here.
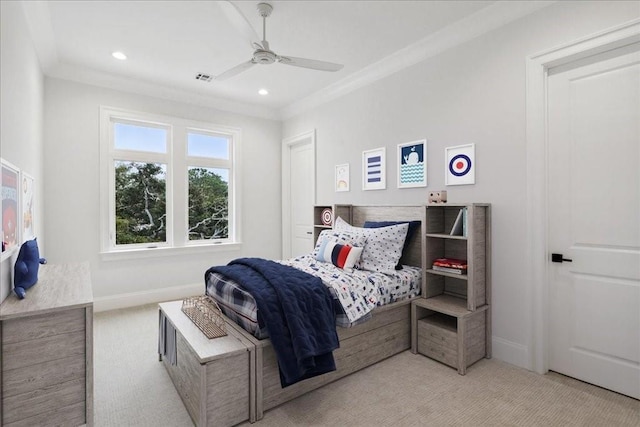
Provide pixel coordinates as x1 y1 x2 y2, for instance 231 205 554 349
551 253 572 263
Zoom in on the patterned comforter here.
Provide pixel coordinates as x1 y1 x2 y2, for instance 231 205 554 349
206 254 421 339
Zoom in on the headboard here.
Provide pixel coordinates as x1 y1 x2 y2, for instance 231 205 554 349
350 205 425 269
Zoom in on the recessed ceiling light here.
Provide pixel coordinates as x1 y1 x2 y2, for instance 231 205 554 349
112 51 127 60
258 89 269 96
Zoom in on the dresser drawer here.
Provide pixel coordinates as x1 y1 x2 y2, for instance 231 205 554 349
2 377 86 425
2 354 86 397
2 330 86 371
417 316 458 368
2 309 85 344
417 317 457 351
418 334 458 368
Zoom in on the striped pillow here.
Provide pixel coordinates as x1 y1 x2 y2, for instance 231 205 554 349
316 240 364 270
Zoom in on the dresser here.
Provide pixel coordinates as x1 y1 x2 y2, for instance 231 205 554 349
0 263 93 427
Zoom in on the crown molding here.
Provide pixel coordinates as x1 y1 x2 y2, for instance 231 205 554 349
280 1 555 120
21 0 58 72
46 62 281 121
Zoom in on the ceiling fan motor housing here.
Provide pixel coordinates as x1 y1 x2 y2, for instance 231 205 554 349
254 49 277 64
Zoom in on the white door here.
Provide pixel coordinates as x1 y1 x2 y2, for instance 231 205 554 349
282 131 316 259
289 142 314 256
547 44 640 398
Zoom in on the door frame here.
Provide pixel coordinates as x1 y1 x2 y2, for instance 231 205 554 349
281 129 316 259
525 19 640 374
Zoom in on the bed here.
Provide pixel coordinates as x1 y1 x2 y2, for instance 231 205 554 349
205 205 426 420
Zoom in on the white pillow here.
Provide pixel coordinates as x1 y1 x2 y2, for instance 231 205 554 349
334 216 409 273
313 229 367 256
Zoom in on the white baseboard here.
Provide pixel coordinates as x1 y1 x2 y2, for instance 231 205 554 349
492 336 530 370
93 283 202 313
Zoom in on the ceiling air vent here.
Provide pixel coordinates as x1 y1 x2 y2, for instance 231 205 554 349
195 73 213 82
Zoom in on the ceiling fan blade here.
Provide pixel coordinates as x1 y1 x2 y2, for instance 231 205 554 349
278 56 344 72
215 60 255 81
218 1 261 48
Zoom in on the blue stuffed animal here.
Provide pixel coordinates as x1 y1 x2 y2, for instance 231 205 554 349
13 238 47 299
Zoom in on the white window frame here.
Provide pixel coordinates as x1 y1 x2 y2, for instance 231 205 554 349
99 106 241 259
184 127 234 245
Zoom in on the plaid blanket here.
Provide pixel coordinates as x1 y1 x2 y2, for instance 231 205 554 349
206 272 371 339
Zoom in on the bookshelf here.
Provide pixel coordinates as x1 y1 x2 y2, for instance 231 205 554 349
411 203 491 375
312 204 352 243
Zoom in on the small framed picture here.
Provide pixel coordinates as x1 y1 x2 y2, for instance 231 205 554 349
21 172 35 241
398 139 427 188
335 163 350 192
445 143 475 186
1 159 21 257
362 147 386 191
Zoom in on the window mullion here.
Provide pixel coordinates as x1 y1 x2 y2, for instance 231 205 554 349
172 126 187 247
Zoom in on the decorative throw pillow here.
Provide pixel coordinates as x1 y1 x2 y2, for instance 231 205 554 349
364 220 421 270
316 241 364 270
313 229 367 256
334 217 409 274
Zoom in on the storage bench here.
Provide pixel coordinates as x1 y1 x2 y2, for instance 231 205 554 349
158 301 256 426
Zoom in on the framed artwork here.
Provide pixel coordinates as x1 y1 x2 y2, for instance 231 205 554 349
335 163 350 192
445 143 475 186
1 159 20 256
21 172 35 241
362 147 386 190
398 139 427 188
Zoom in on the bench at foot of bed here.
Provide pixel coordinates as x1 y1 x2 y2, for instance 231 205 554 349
158 301 257 426
159 298 413 425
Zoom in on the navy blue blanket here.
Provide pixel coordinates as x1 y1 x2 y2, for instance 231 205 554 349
206 258 339 387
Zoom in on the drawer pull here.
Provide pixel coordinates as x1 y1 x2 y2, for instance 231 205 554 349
430 333 445 341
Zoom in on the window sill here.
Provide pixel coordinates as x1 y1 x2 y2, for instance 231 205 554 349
100 242 242 262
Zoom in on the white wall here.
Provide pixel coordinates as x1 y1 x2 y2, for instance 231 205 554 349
282 1 640 369
0 2 45 303
44 78 282 309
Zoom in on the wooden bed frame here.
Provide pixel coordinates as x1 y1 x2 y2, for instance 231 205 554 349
160 205 426 424
227 205 426 420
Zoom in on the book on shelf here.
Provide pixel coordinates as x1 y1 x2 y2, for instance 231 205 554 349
432 265 467 275
433 257 467 268
432 257 468 274
450 207 467 236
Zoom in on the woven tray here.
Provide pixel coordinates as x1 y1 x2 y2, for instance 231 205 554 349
181 295 227 339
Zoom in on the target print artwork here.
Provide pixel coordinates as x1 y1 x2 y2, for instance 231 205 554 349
321 208 333 226
445 144 475 186
398 140 427 188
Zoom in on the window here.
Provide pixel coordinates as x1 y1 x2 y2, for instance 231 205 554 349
186 131 231 241
100 107 240 255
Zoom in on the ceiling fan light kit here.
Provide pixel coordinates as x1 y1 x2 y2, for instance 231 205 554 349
215 1 344 81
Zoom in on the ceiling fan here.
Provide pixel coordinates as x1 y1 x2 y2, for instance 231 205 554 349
216 1 344 80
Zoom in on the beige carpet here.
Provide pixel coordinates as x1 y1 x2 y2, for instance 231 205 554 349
94 304 639 426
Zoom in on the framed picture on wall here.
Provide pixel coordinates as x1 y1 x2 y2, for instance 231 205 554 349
445 143 475 186
335 163 350 192
21 172 35 241
1 159 20 257
362 147 386 190
397 139 427 188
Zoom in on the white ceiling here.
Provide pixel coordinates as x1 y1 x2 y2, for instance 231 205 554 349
22 1 551 119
